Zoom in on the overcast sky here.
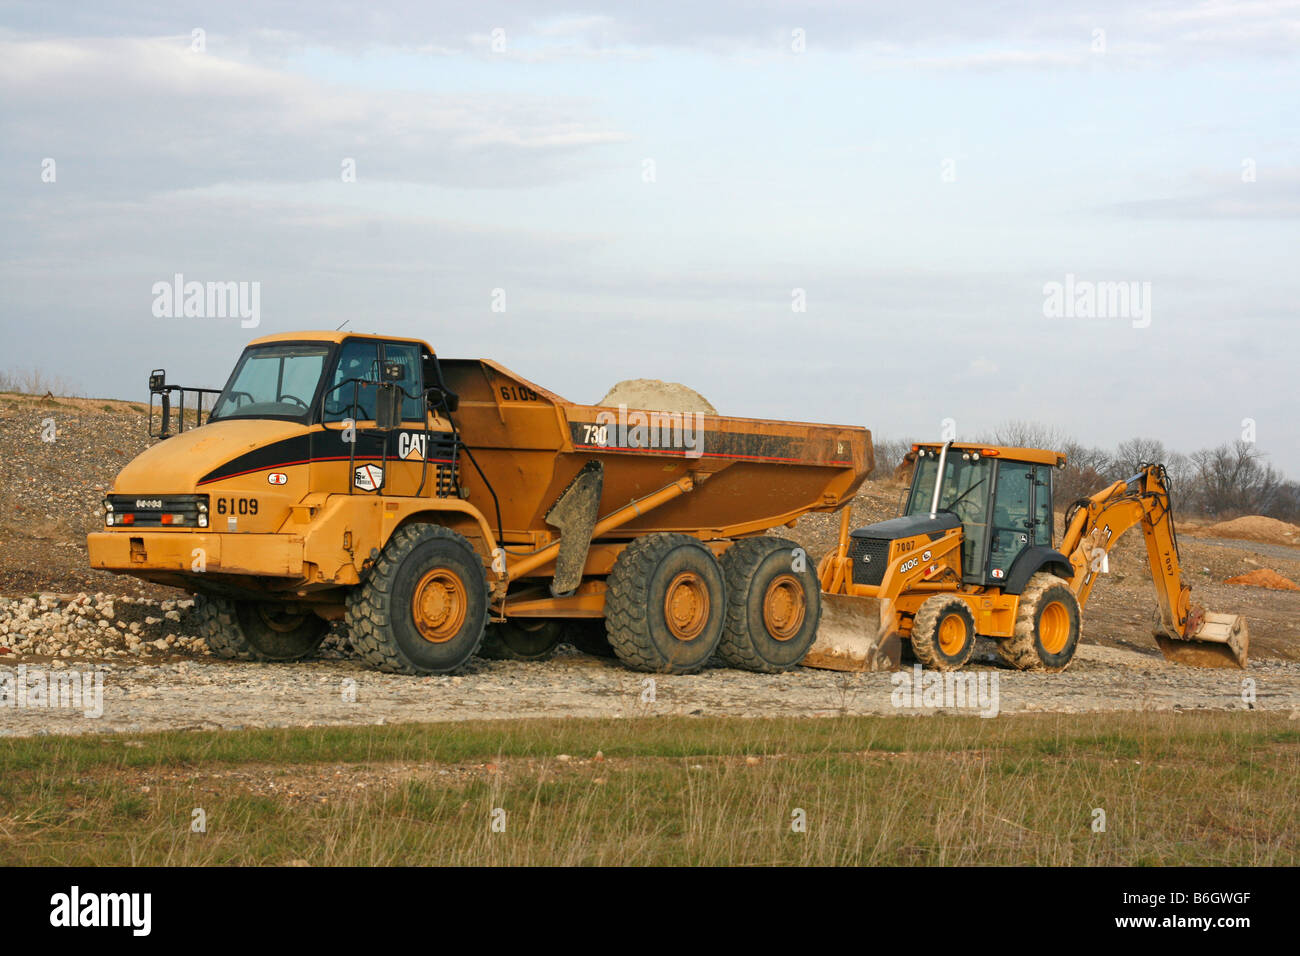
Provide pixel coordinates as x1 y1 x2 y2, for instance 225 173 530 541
1 1 1297 474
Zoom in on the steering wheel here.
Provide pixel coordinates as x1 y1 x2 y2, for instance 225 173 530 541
279 394 309 409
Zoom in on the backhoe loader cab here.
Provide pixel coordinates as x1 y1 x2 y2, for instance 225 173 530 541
808 441 1248 673
893 443 1071 588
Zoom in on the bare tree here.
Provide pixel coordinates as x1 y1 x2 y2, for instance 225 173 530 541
988 420 1068 450
1112 437 1167 476
1188 441 1282 517
869 436 919 482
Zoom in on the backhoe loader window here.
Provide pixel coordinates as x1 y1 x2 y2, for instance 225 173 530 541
907 454 993 579
989 462 1035 581
209 344 329 422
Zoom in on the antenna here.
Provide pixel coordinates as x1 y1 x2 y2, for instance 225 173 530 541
335 319 350 331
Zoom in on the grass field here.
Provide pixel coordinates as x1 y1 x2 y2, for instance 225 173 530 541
1 712 1296 865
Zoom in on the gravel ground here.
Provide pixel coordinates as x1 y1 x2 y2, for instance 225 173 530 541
2 634 1295 737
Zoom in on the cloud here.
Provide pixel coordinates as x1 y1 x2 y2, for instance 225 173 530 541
0 36 626 197
1106 169 1300 219
3 1 1298 62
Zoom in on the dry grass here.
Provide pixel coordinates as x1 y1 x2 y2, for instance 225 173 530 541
1 712 1296 866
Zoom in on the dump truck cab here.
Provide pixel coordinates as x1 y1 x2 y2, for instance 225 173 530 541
91 330 478 599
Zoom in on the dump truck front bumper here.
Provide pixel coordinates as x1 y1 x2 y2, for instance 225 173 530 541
87 531 305 578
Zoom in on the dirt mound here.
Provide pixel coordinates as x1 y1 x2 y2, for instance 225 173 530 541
1196 515 1300 547
1224 569 1300 591
598 379 716 414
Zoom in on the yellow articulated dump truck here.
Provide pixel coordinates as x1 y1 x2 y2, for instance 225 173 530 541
88 331 872 674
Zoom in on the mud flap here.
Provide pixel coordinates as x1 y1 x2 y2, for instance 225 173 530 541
801 593 902 671
1154 610 1249 669
544 460 604 597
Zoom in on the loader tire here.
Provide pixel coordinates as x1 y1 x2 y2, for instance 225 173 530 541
605 533 726 673
346 524 489 675
909 595 977 671
715 536 821 672
195 595 329 662
996 572 1081 672
479 619 563 661
565 620 616 658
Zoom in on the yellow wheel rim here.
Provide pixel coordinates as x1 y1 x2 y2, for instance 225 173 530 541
412 569 467 643
938 613 968 656
664 571 709 641
1039 600 1070 654
762 574 806 642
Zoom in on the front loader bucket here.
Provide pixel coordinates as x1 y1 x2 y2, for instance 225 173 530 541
1154 612 1249 669
802 593 901 671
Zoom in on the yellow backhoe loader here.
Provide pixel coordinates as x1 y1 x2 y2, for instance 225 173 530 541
805 441 1248 672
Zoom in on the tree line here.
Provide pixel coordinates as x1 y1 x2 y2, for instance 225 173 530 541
873 421 1298 523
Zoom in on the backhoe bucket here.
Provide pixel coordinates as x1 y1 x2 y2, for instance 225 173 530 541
802 593 902 671
1154 612 1249 669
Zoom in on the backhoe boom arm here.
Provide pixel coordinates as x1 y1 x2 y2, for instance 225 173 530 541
1059 464 1247 667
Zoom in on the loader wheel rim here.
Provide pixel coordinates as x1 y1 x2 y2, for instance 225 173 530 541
763 574 806 641
664 571 709 641
938 613 968 656
1039 600 1070 654
412 569 468 643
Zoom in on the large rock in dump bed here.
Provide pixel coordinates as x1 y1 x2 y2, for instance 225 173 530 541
598 379 717 415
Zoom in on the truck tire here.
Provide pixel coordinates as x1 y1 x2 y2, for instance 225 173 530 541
479 619 563 661
346 524 489 675
564 620 616 658
605 533 726 673
909 594 977 670
195 595 329 662
996 572 1081 672
715 536 821 672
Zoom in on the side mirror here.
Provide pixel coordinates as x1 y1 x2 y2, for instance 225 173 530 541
375 383 402 430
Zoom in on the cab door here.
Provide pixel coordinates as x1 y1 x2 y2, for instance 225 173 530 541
379 341 432 496
986 461 1036 583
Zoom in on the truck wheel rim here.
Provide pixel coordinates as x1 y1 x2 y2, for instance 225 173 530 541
412 569 467 643
664 571 709 641
1039 601 1070 654
257 605 306 633
763 574 806 641
938 613 967 655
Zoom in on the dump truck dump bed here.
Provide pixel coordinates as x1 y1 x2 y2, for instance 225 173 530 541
439 358 872 545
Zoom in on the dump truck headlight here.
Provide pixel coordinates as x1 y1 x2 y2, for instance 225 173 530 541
198 514 208 527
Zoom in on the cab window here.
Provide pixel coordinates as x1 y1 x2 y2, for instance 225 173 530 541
322 340 378 422
988 461 1035 581
907 453 993 579
382 342 426 421
210 343 328 422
